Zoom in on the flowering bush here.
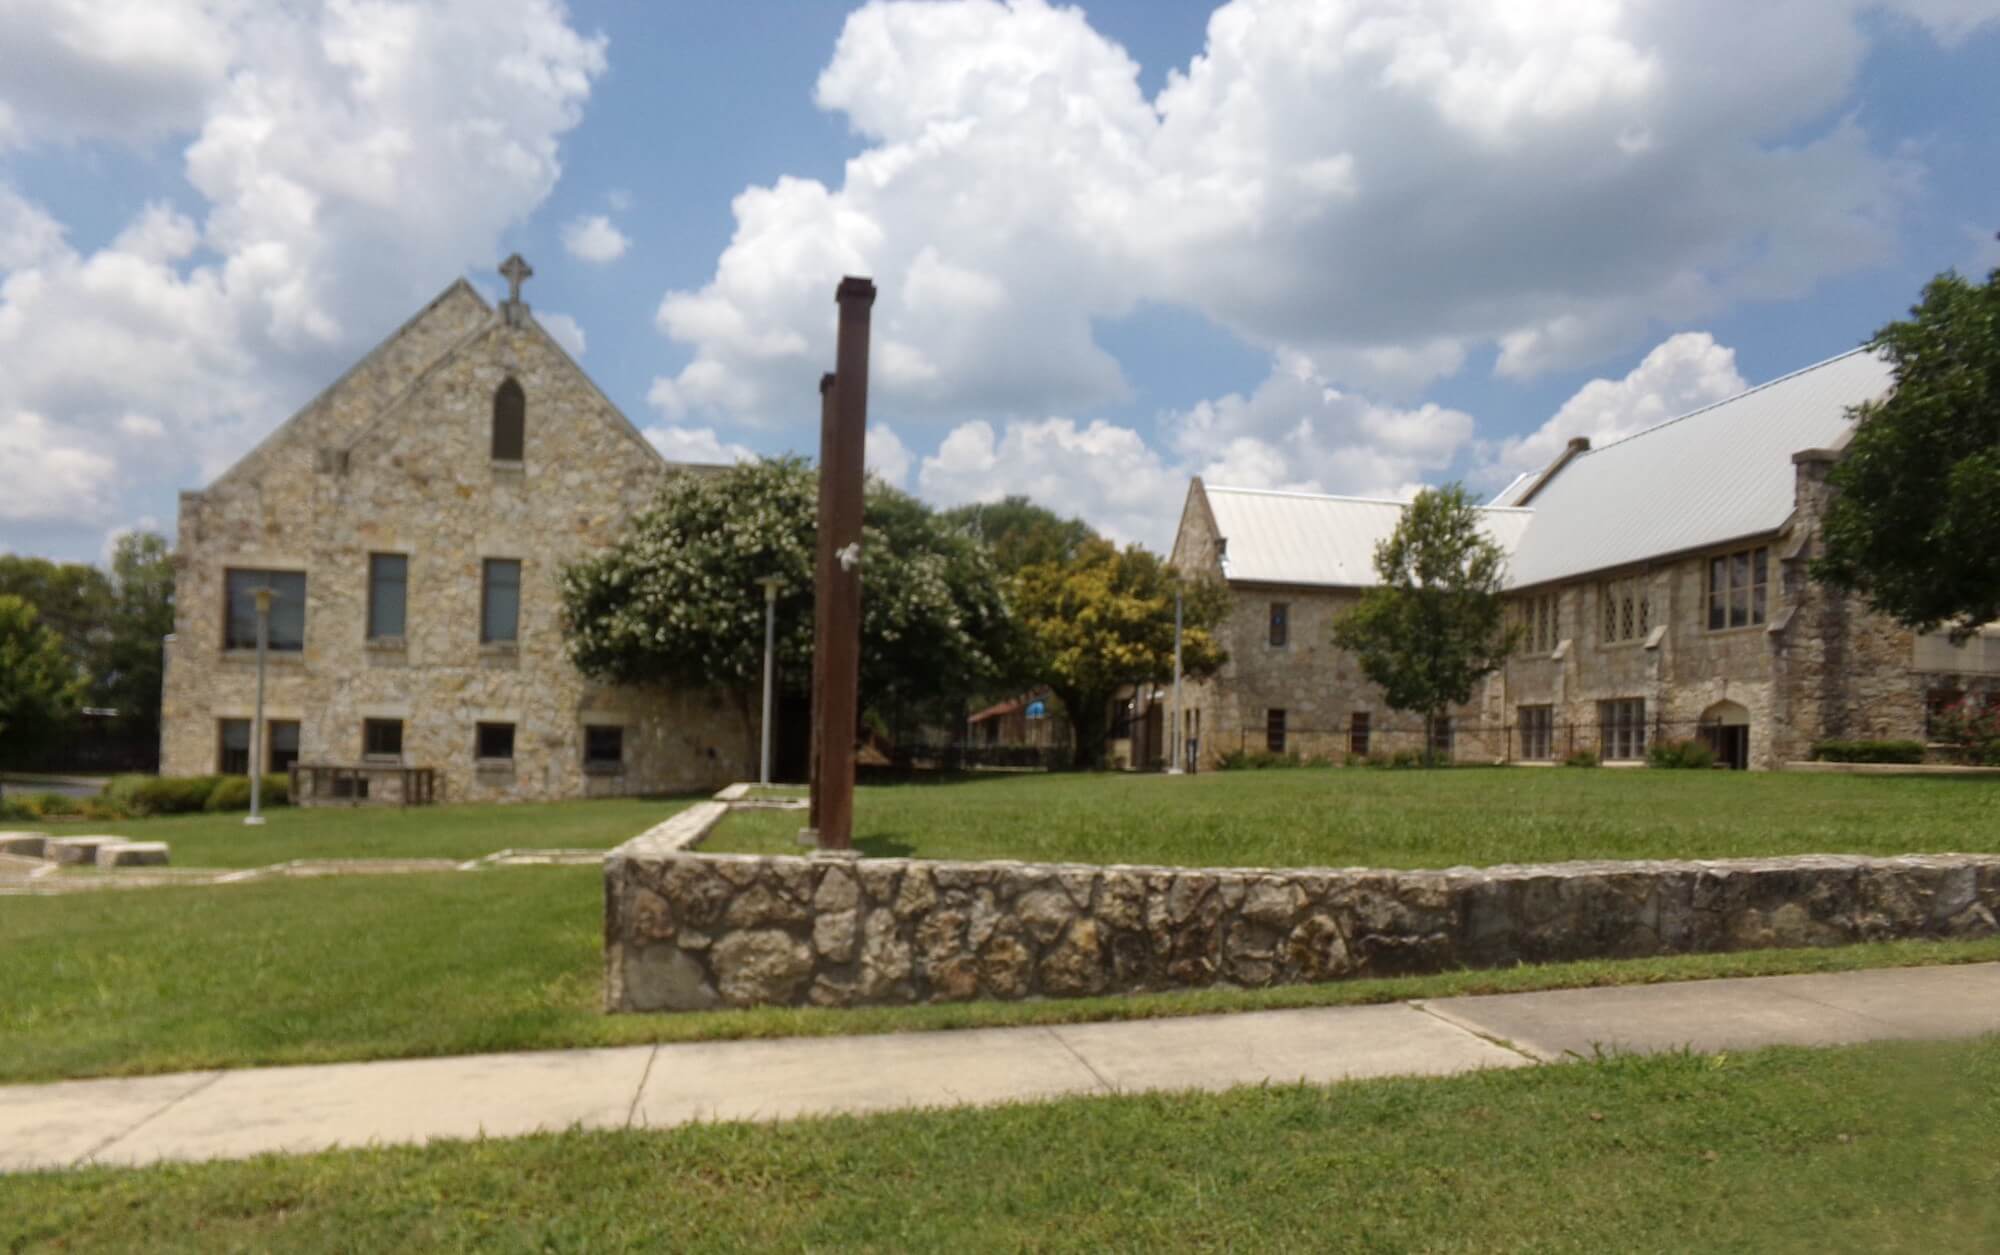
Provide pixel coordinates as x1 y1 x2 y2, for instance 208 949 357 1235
1930 698 2000 766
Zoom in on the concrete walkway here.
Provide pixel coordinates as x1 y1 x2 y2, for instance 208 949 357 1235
5 962 1997 1174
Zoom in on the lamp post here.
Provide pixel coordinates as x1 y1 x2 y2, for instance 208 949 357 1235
244 586 274 826
1167 582 1184 774
758 576 781 786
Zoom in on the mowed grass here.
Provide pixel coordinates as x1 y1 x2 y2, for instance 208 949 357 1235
6 864 2000 1084
707 767 2000 867
5 1036 1996 1252
8 795 692 867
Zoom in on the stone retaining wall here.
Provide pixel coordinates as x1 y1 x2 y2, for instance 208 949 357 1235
603 844 2000 1012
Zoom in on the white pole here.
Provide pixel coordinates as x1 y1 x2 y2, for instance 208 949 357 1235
759 577 780 785
245 586 272 826
1167 583 1185 774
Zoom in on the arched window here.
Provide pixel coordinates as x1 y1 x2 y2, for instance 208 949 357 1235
492 378 525 461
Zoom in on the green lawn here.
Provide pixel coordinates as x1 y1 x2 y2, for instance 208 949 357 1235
6 863 1998 1084
8 796 691 867
708 768 2000 867
5 1036 1994 1251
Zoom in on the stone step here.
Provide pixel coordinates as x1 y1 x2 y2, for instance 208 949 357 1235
0 833 47 859
98 842 170 868
44 836 129 865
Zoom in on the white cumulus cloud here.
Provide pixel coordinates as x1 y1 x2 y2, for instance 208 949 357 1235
538 311 587 357
560 213 630 264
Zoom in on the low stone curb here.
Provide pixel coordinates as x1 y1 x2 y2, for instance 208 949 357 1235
1783 760 2000 776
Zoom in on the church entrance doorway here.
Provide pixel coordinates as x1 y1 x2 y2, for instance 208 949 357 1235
1697 701 1751 770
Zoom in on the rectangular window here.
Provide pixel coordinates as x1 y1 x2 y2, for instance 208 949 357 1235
1599 576 1650 645
218 718 251 774
1707 545 1771 631
1598 698 1647 761
1517 592 1559 654
1348 711 1371 757
268 720 300 773
1265 709 1287 755
363 718 403 759
367 553 407 640
477 721 516 761
585 725 624 769
1429 717 1454 759
481 559 521 644
224 569 307 651
1519 705 1553 761
1268 602 1289 648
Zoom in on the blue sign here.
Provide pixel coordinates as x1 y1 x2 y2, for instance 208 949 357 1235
1025 700 1046 719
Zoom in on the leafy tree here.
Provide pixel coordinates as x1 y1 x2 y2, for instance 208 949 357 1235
0 554 111 681
943 496 1097 575
1011 539 1227 767
99 532 176 745
0 596 86 770
1814 267 2000 638
1331 484 1517 765
560 458 1013 750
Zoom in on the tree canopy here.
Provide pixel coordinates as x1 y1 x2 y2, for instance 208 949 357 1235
0 596 85 769
1331 485 1516 763
942 496 1097 575
560 458 1014 733
1814 267 2000 638
1010 539 1227 767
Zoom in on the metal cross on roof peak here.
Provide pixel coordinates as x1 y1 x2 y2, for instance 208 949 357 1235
499 253 533 305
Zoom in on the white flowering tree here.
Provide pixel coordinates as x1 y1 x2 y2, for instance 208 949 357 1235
560 457 1015 744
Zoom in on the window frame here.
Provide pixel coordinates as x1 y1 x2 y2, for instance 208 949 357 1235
1598 575 1650 646
1706 545 1771 632
1267 601 1289 648
1428 716 1454 759
362 718 404 761
480 558 522 645
491 377 525 462
366 552 409 642
1348 711 1371 758
223 568 307 652
476 721 517 762
1598 698 1648 761
267 719 301 774
218 718 252 775
1518 705 1553 761
1265 708 1287 755
584 724 625 771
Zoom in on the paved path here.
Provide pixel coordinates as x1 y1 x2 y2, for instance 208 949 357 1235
5 963 1997 1173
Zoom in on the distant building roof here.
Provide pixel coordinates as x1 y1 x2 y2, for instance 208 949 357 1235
1202 487 1531 588
1195 347 1894 591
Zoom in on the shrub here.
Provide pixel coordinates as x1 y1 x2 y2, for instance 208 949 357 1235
1809 740 1926 765
1217 750 1329 770
200 774 292 812
1926 700 2000 766
1648 739 1716 770
1562 749 1599 768
108 775 223 816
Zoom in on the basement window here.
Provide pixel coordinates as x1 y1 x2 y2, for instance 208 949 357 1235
477 721 516 762
1266 708 1287 754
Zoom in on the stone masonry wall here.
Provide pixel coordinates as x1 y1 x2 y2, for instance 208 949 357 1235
605 843 2000 1011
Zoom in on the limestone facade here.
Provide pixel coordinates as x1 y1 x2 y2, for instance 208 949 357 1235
160 273 752 801
1169 374 2000 772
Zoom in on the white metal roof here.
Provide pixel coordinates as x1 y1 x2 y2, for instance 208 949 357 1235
1203 487 1532 588
1505 347 1893 587
1201 347 1895 591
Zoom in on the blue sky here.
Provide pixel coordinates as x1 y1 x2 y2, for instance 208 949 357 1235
3 0 1997 562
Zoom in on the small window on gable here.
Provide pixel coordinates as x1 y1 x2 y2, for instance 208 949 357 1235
492 378 525 462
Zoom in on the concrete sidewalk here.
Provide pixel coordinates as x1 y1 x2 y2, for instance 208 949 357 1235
6 963 1997 1173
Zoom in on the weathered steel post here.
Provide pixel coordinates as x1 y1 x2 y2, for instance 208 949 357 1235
808 276 875 850
807 371 836 838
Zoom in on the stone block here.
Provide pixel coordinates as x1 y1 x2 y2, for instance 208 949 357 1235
46 836 127 866
98 842 169 868
0 833 47 859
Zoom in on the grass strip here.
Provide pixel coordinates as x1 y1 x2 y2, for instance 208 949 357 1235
3 1036 1995 1251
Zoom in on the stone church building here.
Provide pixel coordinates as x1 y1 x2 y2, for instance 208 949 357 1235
159 260 751 802
1170 348 2000 771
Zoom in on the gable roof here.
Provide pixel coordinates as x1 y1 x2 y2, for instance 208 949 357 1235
1193 346 1895 591
1201 486 1532 588
1505 347 1892 587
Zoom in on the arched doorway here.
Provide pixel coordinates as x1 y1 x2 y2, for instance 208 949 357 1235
1698 700 1751 770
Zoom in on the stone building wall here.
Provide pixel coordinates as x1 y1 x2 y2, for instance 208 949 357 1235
605 842 2000 1011
162 281 751 800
